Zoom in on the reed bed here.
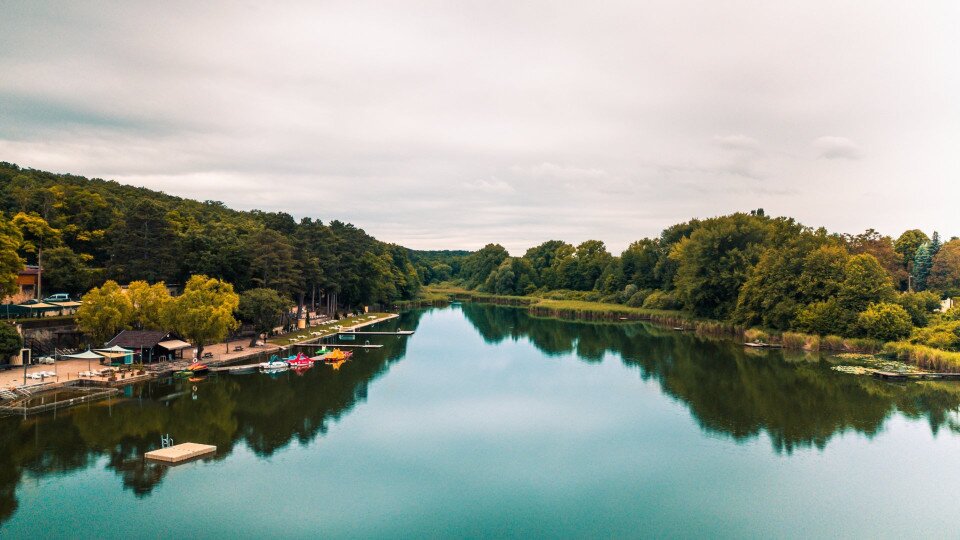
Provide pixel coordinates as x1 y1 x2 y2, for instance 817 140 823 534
884 342 960 373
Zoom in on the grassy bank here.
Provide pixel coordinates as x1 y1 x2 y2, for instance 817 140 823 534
420 285 894 358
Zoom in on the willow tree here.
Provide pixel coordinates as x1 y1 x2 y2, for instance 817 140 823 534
166 275 239 359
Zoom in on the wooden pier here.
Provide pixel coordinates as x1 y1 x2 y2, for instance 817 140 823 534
873 371 960 381
292 343 383 349
145 442 217 464
338 330 415 336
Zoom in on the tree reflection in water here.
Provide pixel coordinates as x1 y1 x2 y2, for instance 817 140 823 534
2 304 960 524
458 303 960 453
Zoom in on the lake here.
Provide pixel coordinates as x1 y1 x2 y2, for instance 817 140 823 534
2 303 960 538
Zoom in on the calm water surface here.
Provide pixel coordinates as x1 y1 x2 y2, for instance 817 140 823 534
3 304 960 538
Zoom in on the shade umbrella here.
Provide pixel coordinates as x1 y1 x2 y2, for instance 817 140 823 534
63 349 105 373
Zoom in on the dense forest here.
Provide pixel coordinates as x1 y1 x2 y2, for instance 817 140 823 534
447 210 960 354
0 162 427 309
4 162 960 359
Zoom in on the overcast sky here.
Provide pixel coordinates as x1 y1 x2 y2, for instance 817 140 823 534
1 1 958 254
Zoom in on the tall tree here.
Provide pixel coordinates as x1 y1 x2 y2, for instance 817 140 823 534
166 275 240 359
671 213 771 318
126 281 173 330
928 240 960 294
238 288 288 346
0 213 24 297
76 280 134 346
12 212 61 299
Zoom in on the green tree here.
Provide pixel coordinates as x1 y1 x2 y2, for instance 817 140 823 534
127 281 173 330
837 254 897 314
107 199 178 283
572 240 613 291
856 302 913 342
238 288 288 346
895 291 942 327
0 322 22 363
928 240 960 294
0 213 24 297
671 213 771 318
460 244 509 289
844 229 907 289
76 280 134 346
41 246 93 296
894 229 929 269
246 228 301 297
619 238 661 290
12 212 61 299
166 275 240 359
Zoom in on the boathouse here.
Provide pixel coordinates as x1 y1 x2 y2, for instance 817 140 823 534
106 330 192 363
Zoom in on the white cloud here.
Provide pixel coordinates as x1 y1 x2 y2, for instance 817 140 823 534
0 1 958 252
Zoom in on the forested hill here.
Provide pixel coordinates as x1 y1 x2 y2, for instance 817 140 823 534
451 211 960 351
0 161 426 306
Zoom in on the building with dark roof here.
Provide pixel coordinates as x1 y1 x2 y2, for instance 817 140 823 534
106 330 193 362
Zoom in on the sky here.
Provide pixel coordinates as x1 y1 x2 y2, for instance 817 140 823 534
1 1 958 254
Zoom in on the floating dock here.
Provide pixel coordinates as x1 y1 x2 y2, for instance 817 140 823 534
145 443 217 463
337 330 415 336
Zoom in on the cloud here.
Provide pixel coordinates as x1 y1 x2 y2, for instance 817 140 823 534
813 136 863 160
0 1 956 253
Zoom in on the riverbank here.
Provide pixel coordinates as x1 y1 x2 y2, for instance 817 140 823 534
420 285 960 371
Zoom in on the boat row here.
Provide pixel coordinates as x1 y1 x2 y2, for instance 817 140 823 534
258 348 353 373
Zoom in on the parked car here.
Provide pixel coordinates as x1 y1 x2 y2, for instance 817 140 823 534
37 356 56 365
43 293 70 302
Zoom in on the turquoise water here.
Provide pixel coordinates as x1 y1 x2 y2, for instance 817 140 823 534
3 304 960 538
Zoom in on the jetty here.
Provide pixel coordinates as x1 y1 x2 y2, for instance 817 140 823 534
145 442 217 464
338 330 415 336
872 371 960 381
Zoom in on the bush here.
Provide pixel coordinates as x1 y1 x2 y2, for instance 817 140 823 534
642 291 680 310
896 291 942 327
781 332 818 350
744 328 770 343
856 302 913 342
822 335 845 351
625 289 653 308
909 320 960 351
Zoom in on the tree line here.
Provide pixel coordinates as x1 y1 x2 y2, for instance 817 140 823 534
452 210 960 349
0 162 423 309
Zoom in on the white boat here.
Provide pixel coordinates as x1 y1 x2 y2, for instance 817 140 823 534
258 360 289 372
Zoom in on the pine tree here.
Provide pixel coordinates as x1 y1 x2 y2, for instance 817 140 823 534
913 243 932 290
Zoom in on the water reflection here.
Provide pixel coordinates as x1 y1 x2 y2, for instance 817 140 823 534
0 312 421 521
2 304 960 527
458 303 960 452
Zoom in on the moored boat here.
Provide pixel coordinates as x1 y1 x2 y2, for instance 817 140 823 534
188 362 210 374
259 355 290 372
286 353 312 368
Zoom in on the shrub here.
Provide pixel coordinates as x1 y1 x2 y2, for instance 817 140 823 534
782 332 820 351
625 289 653 308
822 335 845 351
744 328 770 343
842 338 885 354
642 291 680 310
896 291 942 327
856 302 913 342
909 320 960 351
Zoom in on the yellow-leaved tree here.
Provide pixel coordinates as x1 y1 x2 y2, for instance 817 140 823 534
127 281 173 330
0 213 25 297
76 280 134 346
166 275 239 359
